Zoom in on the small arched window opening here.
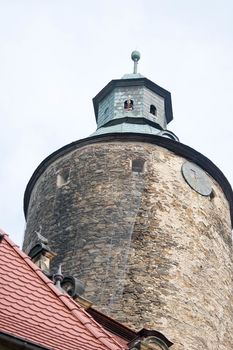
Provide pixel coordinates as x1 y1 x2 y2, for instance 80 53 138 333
150 104 157 116
56 168 70 188
132 159 145 173
124 99 134 111
209 189 216 201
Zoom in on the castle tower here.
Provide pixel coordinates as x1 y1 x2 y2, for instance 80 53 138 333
23 52 233 350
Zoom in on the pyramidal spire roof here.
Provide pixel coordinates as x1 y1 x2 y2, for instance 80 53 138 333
0 230 125 350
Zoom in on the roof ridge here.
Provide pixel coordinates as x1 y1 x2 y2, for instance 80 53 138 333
0 230 125 350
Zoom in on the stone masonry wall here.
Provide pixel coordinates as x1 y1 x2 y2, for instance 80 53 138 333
23 142 233 350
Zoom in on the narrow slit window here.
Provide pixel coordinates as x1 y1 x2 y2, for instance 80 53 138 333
150 104 157 116
124 99 134 111
132 159 145 173
104 107 109 118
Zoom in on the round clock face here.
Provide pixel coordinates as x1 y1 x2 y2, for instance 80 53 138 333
182 162 212 196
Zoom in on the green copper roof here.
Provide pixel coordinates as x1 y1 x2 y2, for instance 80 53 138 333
90 121 161 137
121 72 144 79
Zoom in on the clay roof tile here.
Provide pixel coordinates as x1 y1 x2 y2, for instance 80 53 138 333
0 229 126 350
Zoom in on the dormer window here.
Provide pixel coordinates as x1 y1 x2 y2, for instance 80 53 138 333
124 99 134 111
150 104 157 116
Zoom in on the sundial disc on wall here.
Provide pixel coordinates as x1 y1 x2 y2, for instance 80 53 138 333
181 161 212 196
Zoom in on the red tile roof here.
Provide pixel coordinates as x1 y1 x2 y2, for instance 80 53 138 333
0 230 126 350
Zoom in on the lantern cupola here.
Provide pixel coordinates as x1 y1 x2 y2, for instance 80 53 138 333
92 51 178 141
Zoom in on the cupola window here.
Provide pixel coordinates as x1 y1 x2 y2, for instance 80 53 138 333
132 159 145 173
150 104 157 116
124 99 134 111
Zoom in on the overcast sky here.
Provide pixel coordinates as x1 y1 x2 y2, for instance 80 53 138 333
0 0 232 247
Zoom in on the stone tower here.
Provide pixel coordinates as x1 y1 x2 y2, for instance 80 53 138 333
23 52 233 350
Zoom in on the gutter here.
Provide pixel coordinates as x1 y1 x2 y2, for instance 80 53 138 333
0 331 51 350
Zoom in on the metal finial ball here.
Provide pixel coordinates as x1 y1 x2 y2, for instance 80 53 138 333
131 50 141 62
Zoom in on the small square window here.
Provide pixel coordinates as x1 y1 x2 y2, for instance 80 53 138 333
132 159 145 173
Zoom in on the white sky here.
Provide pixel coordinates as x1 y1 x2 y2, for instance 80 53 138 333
0 0 232 247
